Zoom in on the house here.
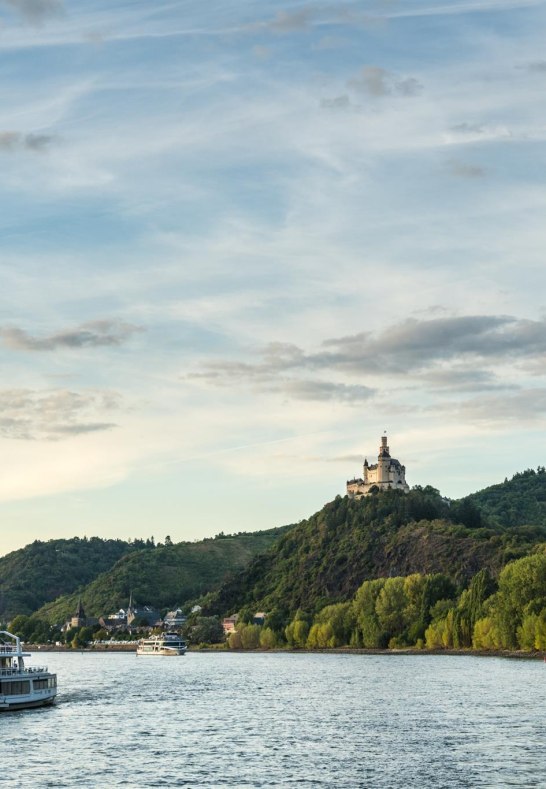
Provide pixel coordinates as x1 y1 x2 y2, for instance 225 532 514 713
163 608 187 628
222 615 239 634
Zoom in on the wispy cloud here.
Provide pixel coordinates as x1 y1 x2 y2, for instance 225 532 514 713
0 320 142 352
0 388 120 440
260 8 314 33
448 159 487 178
193 315 546 386
347 66 423 97
0 0 63 24
0 131 58 152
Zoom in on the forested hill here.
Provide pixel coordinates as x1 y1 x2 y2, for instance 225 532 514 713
201 483 546 619
466 467 546 528
0 537 142 620
36 526 290 624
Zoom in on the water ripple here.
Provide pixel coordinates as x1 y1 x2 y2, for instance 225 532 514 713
0 652 545 787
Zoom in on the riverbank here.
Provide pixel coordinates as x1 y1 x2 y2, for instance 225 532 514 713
25 643 546 659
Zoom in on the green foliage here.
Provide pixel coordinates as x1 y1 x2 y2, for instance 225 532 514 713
240 623 261 650
468 467 546 529
0 537 143 620
203 485 546 621
187 616 224 645
285 612 310 648
34 526 288 624
473 551 546 650
8 614 61 645
259 627 277 649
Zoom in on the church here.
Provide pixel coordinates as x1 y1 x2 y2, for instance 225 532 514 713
347 434 409 499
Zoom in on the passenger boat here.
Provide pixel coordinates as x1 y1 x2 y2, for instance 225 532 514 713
0 631 57 712
136 632 187 656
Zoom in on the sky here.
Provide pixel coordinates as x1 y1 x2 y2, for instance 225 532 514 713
1 0 546 556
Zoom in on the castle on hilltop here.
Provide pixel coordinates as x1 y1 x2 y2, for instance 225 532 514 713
347 434 409 499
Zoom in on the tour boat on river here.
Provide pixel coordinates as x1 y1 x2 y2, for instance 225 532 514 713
136 632 187 656
0 631 57 711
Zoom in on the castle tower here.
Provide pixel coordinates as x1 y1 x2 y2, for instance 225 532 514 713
346 433 409 499
377 435 390 483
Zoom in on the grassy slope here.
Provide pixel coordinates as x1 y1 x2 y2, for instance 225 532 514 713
36 526 290 624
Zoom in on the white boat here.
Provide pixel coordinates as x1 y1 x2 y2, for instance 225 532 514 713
136 632 187 656
0 631 57 712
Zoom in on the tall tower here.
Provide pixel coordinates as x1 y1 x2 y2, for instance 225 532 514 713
377 435 390 483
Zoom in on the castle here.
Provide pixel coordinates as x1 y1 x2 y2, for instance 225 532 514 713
347 434 409 499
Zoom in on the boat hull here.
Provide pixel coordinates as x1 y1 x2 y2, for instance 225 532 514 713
136 648 186 656
0 695 56 712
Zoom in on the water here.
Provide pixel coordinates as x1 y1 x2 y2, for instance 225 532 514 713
1 652 545 788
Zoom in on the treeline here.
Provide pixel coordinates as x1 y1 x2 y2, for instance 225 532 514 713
468 467 546 528
203 484 546 621
0 536 147 620
225 550 546 653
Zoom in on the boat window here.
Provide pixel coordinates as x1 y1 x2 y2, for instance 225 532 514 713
1 680 31 695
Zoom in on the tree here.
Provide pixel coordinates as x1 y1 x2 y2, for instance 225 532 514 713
285 611 310 648
353 579 386 648
188 616 224 645
259 628 277 650
240 624 261 649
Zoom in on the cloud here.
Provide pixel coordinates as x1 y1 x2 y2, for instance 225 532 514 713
0 0 63 24
450 122 487 134
0 389 120 440
440 388 546 424
348 66 423 97
317 315 546 373
191 315 546 391
279 380 375 404
448 159 487 178
0 131 57 152
0 320 142 351
419 368 515 392
320 95 352 110
517 61 546 73
260 9 314 33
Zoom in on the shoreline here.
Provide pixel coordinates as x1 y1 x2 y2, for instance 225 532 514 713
25 644 546 660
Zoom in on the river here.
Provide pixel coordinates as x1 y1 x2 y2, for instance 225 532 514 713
1 652 545 787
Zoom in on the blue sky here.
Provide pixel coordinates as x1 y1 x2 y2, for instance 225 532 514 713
1 0 546 554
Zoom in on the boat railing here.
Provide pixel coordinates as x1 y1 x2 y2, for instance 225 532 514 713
0 646 19 655
0 666 48 676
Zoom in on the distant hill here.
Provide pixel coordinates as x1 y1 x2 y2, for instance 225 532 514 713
201 479 546 619
0 536 142 621
35 526 290 624
466 467 546 528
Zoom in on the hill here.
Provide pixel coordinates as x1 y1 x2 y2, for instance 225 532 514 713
467 467 546 527
201 479 546 619
0 536 144 621
35 526 290 624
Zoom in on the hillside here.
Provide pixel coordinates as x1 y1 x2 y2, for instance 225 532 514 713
467 467 546 527
201 482 546 619
0 536 143 621
36 526 290 624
